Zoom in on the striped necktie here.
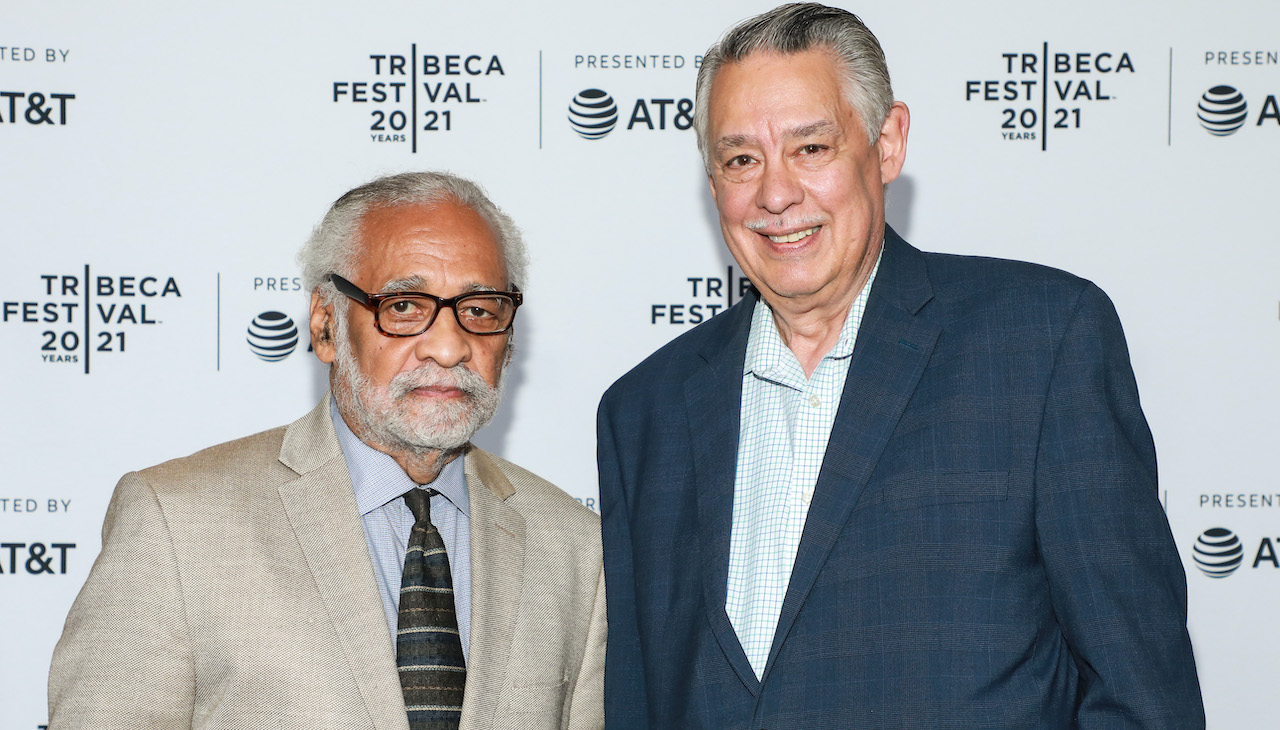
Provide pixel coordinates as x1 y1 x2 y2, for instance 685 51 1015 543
397 488 466 729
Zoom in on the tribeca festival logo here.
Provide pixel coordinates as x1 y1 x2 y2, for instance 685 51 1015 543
964 46 1135 148
1 45 75 127
2 268 182 373
650 265 755 326
331 48 506 152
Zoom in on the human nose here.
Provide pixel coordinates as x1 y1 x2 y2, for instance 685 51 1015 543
755 159 804 215
413 305 471 368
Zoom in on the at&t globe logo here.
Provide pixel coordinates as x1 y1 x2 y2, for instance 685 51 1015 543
1197 85 1248 137
1193 527 1244 578
246 311 299 362
568 89 618 140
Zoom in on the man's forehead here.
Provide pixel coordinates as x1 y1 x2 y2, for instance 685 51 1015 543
716 46 842 87
357 202 498 252
351 203 506 291
358 199 474 237
709 49 856 136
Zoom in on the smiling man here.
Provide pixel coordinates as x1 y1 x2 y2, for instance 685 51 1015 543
597 4 1203 728
50 172 605 730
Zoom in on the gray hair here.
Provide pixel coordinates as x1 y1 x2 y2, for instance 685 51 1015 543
297 171 529 307
694 2 894 172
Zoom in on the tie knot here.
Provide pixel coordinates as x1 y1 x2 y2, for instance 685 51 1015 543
402 488 437 523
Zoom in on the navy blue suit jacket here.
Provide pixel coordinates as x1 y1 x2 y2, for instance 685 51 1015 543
597 229 1204 729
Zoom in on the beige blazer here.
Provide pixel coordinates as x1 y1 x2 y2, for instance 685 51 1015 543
48 397 605 730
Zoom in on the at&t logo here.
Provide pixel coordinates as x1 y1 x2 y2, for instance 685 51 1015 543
566 87 693 140
0 91 75 125
246 311 299 362
568 89 617 140
1197 84 1280 137
1193 527 1243 577
1198 86 1248 136
1192 527 1280 578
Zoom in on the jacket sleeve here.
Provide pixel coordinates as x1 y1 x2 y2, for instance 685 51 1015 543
596 394 652 730
48 472 196 729
1033 283 1205 728
566 566 607 730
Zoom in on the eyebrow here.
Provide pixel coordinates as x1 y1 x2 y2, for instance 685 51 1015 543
713 120 841 159
379 276 428 294
789 120 839 140
378 277 499 295
713 134 753 158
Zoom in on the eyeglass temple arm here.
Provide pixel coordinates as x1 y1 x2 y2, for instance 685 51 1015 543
329 274 371 305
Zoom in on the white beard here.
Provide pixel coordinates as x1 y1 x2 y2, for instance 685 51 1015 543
332 320 504 456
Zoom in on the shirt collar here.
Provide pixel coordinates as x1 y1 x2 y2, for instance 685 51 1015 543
329 398 470 518
742 245 883 378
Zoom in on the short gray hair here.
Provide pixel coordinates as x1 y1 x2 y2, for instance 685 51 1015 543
297 171 528 307
694 2 894 172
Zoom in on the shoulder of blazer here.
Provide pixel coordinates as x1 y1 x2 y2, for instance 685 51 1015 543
905 251 1094 331
133 426 289 492
602 293 755 404
132 396 340 498
468 445 600 532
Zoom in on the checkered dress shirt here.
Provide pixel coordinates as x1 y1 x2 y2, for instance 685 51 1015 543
725 255 880 679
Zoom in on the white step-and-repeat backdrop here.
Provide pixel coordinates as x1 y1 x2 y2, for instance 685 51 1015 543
3 1 1276 727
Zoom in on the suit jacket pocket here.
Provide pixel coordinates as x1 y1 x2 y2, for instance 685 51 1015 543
859 469 1010 512
502 679 568 729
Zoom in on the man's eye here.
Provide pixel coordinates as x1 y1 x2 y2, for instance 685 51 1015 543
460 305 497 319
385 299 426 318
800 144 827 155
725 154 753 168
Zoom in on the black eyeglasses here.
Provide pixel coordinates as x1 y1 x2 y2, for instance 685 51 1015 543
329 273 522 337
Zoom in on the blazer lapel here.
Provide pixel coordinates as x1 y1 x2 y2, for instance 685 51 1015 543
762 230 942 678
459 447 526 730
683 299 760 694
277 397 411 730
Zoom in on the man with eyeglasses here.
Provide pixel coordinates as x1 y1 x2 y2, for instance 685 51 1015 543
49 171 605 730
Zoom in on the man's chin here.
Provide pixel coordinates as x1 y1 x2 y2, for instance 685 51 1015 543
383 402 484 452
396 395 475 425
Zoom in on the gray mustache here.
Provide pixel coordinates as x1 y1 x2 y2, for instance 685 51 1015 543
388 364 490 399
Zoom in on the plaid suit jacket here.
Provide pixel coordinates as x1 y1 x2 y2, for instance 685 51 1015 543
598 228 1203 729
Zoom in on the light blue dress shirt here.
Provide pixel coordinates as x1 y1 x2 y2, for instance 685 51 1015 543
330 400 473 663
725 254 880 679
